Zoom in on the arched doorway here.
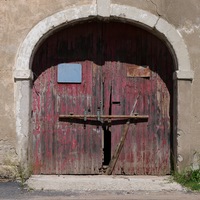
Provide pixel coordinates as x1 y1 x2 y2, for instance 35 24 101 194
32 20 174 175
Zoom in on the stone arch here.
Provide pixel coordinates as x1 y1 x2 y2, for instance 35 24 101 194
14 2 194 170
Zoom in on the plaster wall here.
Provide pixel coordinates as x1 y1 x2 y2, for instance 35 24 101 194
0 0 199 177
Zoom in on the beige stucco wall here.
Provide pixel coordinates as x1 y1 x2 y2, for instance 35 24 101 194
0 0 200 177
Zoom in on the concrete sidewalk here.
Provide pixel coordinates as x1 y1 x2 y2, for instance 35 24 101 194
1 177 200 200
26 175 184 192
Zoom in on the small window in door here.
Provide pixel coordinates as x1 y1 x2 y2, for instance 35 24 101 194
57 63 82 83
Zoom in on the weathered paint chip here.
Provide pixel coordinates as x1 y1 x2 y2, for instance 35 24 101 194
127 64 150 78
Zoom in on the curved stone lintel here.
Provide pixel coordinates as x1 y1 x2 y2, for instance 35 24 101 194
15 4 97 71
97 0 110 17
155 18 191 71
15 4 192 76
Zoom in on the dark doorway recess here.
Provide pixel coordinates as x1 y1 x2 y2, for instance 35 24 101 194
103 127 111 166
32 19 175 175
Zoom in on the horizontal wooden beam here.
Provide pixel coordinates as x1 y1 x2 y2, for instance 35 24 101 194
59 114 148 119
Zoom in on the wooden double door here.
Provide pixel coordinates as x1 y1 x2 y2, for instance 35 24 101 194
32 61 170 175
32 20 173 175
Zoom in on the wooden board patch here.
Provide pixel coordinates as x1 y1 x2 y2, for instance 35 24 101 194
127 64 150 78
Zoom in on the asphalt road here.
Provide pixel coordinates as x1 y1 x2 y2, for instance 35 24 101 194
0 181 200 200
